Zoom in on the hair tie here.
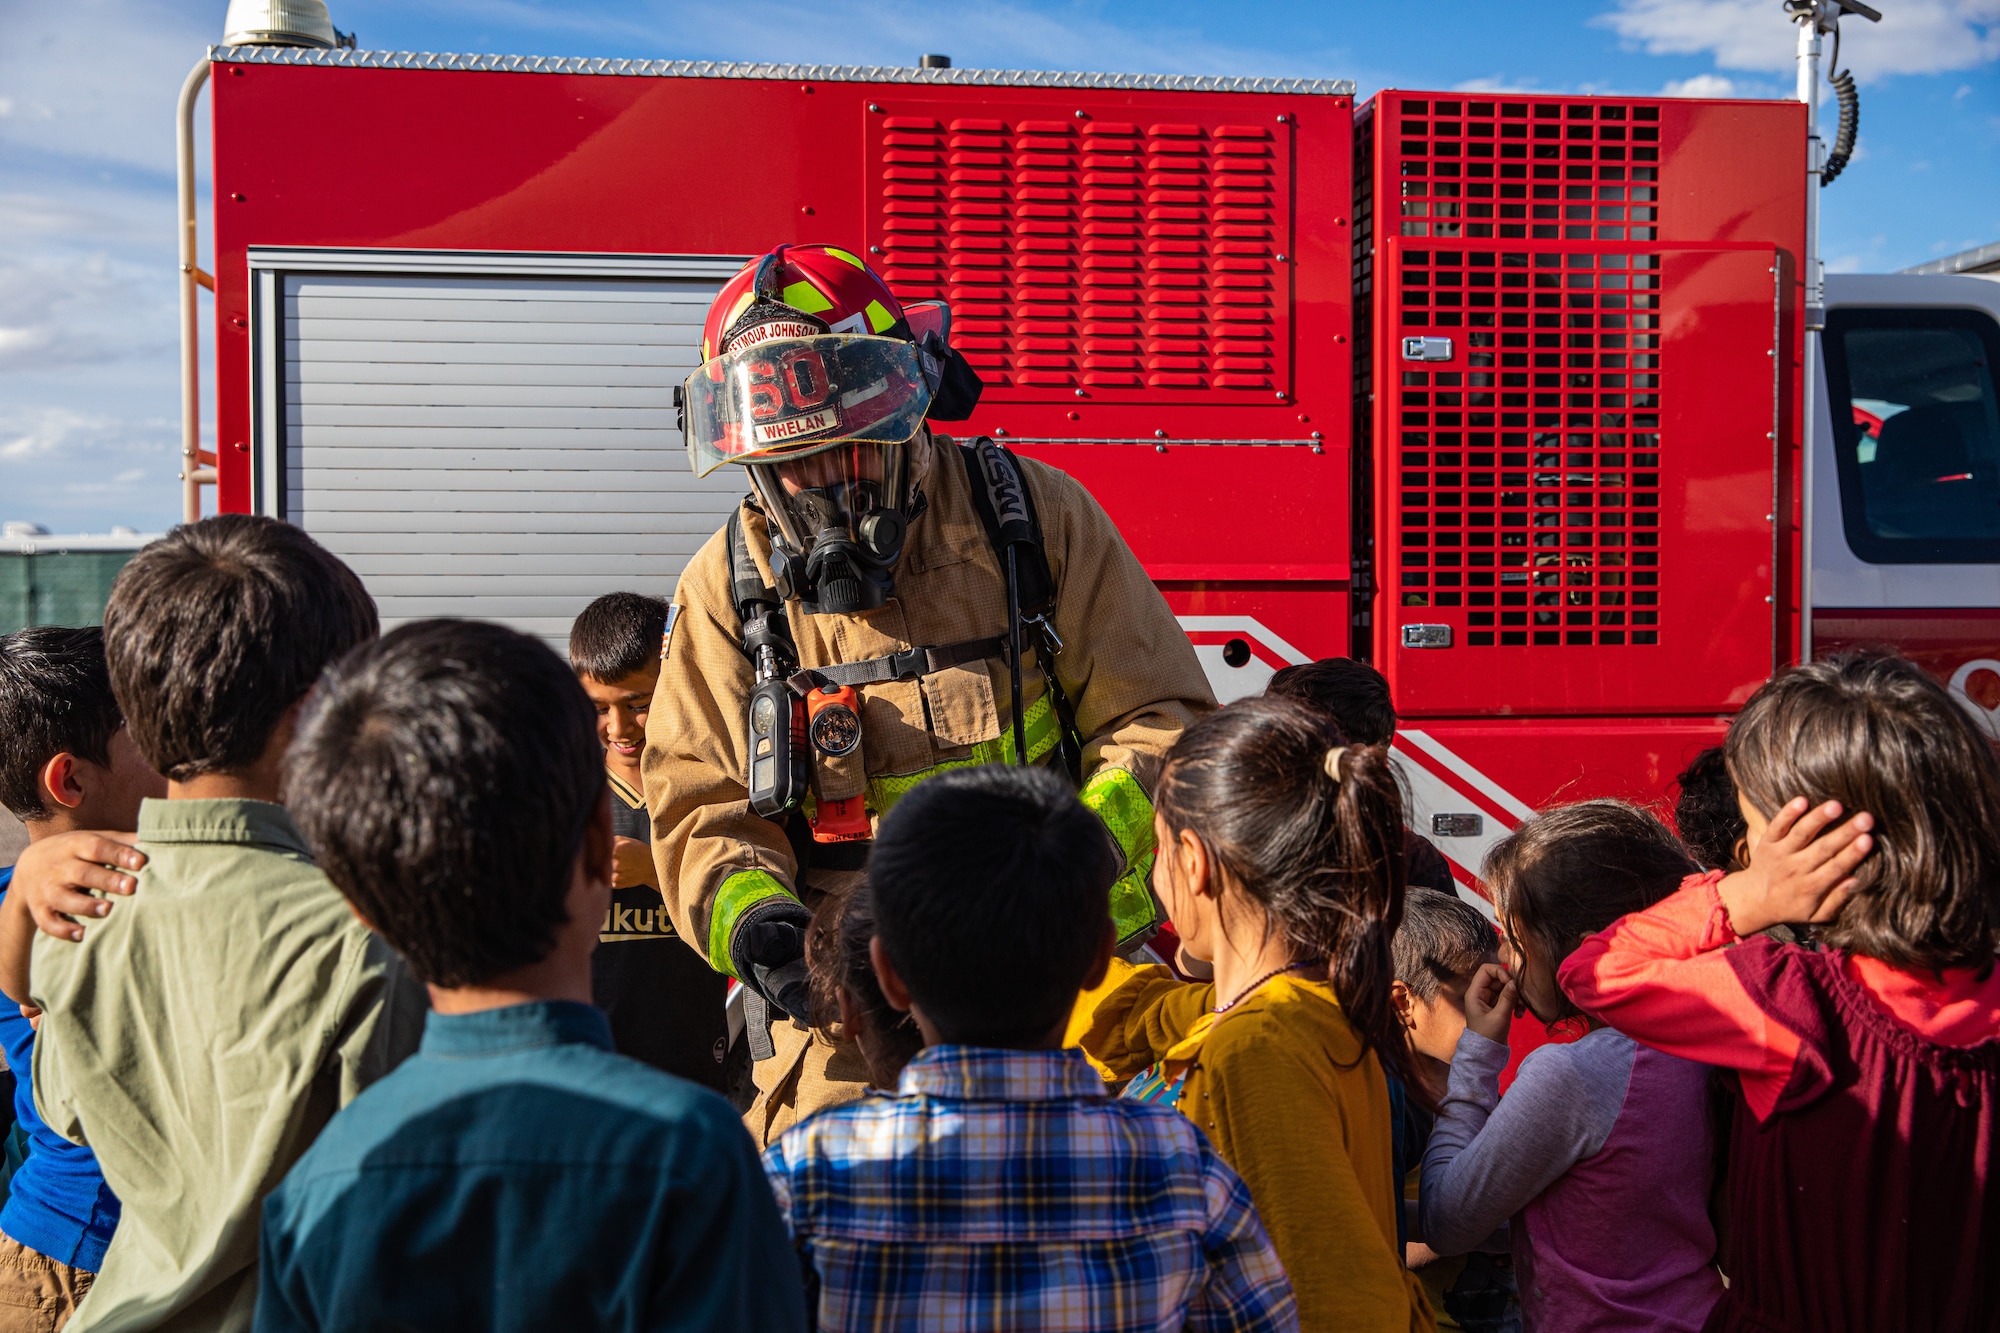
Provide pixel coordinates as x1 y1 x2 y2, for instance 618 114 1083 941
1323 747 1346 783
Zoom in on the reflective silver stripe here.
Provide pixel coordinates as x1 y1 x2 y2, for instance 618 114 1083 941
209 47 1356 96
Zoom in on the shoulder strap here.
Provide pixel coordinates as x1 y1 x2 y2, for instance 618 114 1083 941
725 509 768 626
959 438 1055 615
958 438 1084 784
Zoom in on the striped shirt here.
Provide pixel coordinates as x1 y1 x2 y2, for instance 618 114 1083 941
762 1045 1299 1333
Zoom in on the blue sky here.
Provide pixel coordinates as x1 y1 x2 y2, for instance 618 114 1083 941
2 0 1996 533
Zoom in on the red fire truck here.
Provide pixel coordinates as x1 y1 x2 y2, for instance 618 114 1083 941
173 13 2000 903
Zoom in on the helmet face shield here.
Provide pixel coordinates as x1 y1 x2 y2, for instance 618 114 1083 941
683 334 933 477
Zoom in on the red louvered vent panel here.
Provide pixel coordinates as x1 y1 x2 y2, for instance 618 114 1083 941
869 103 1293 403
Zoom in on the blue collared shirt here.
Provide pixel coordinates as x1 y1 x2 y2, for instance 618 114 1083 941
256 1000 804 1333
0 869 119 1271
763 1045 1299 1333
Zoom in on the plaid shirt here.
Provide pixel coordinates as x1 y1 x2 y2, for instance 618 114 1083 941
762 1045 1298 1333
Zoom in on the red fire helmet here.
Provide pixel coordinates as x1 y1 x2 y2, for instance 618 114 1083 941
699 243 915 363
682 243 982 477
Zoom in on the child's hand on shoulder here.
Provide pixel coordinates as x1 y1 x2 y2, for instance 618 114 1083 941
1461 962 1518 1045
1719 797 1874 939
10 831 146 942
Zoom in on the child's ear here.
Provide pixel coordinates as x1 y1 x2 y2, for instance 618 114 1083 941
1177 828 1214 900
38 753 85 813
835 985 869 1042
1729 835 1750 873
1390 978 1416 1027
869 935 914 1013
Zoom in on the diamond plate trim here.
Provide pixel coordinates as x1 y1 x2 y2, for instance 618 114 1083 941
208 46 1356 96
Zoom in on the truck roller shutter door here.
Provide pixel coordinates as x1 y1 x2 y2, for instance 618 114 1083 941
280 272 741 647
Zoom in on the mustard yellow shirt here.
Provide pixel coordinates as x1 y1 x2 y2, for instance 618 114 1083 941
1071 957 1435 1333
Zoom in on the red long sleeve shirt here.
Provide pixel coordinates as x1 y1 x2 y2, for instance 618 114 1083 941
1558 873 2000 1121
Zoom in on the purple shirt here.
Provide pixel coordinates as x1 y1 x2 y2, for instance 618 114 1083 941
1421 1026 1723 1332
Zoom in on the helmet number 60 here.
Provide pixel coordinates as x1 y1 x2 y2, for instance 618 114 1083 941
745 347 834 420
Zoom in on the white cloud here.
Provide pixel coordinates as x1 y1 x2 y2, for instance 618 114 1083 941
0 404 180 530
0 408 107 461
1453 75 1545 92
0 254 175 373
1595 0 2000 79
1662 72 1739 97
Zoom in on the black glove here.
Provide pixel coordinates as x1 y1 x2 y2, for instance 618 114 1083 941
730 895 814 1023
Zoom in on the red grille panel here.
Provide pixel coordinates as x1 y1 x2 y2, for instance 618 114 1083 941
1366 91 1805 717
869 103 1294 402
1395 245 1666 649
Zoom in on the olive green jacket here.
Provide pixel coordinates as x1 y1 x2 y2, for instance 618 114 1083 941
30 799 424 1333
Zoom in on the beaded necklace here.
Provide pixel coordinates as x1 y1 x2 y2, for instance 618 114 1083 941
1213 959 1317 1014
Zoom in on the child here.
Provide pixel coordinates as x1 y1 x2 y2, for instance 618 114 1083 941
763 765 1298 1333
808 883 921 1092
1071 695 1433 1333
1267 657 1456 895
1420 800 1722 1333
1672 747 1747 873
1392 889 1515 1333
1392 888 1502 1097
9 515 424 1333
0 628 158 1329
568 592 730 1089
742 886 904 1147
1562 653 2000 1329
257 619 803 1332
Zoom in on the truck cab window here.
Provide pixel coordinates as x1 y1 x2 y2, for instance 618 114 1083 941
1825 308 2000 563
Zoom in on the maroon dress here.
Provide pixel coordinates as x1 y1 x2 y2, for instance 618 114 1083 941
1709 941 2000 1332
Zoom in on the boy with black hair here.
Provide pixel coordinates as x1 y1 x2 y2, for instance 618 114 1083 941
568 593 730 1089
762 764 1298 1333
0 627 159 1328
1266 656 1456 895
257 619 801 1332
4 515 423 1333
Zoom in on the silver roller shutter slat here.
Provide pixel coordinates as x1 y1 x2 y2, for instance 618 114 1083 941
283 271 742 646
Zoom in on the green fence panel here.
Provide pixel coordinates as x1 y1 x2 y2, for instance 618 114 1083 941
0 553 139 634
0 560 29 633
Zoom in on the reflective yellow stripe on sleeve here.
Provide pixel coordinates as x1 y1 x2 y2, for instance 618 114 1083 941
1080 766 1163 947
706 869 794 978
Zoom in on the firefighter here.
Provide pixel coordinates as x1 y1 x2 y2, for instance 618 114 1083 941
644 244 1215 1120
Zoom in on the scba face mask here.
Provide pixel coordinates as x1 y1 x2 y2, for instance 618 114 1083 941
748 440 914 616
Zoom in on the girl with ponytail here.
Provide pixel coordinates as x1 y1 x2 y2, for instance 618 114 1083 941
1069 695 1434 1333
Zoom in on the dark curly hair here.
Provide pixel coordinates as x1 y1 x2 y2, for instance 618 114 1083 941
1673 746 1748 873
